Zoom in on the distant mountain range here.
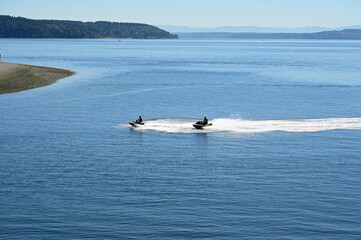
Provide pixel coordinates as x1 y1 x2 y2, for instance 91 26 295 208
157 25 361 33
176 29 361 40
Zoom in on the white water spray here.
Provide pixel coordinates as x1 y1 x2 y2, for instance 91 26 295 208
117 118 361 134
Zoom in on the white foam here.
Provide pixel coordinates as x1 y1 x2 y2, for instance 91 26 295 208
117 118 361 134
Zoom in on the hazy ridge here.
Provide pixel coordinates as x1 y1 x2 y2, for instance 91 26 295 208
176 29 361 40
158 25 361 33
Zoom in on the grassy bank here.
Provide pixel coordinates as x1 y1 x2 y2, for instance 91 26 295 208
0 62 74 94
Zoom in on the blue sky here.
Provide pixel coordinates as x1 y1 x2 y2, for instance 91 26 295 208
0 0 360 27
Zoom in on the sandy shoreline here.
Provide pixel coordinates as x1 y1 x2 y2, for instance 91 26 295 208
0 61 74 94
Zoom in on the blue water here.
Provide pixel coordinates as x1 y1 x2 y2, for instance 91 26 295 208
1 39 361 239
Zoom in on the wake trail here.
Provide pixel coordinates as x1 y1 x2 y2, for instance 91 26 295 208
117 118 361 134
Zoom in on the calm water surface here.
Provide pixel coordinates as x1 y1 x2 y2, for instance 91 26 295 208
1 39 361 239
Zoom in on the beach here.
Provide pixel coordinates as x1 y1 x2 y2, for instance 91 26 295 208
0 61 73 94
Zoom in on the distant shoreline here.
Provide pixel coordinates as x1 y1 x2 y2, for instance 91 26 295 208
0 15 177 39
176 29 361 40
0 62 74 94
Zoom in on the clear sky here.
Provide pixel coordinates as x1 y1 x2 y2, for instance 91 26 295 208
0 0 360 27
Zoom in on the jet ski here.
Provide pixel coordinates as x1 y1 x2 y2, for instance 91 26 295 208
129 120 144 127
193 121 212 129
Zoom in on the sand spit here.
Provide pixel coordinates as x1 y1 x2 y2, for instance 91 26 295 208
0 62 74 94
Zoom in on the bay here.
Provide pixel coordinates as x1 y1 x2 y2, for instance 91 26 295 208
1 39 361 239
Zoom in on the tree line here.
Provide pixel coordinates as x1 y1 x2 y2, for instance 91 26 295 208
0 15 178 39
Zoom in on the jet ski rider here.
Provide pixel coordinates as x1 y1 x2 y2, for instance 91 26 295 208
136 116 143 124
203 117 208 125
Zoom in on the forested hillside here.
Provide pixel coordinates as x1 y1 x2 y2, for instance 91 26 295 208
0 15 178 39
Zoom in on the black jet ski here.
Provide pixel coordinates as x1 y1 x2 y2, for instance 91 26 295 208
129 120 144 127
193 121 213 129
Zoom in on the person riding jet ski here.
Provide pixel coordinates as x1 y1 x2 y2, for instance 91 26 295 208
136 116 143 124
129 116 144 126
193 117 212 129
203 117 208 125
